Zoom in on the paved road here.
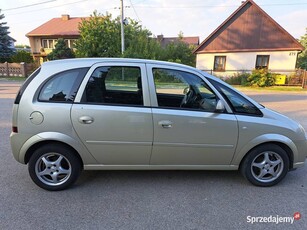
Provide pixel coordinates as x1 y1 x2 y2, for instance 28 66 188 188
0 82 306 230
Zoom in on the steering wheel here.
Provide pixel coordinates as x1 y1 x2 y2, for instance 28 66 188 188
180 86 195 107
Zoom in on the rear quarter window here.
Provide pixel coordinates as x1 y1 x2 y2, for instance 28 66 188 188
38 68 89 103
14 67 41 104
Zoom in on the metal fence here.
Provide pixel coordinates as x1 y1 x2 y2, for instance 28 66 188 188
0 62 35 77
201 69 307 87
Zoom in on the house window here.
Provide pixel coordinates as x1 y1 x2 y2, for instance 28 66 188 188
42 39 57 49
256 55 269 69
64 39 77 48
214 56 226 71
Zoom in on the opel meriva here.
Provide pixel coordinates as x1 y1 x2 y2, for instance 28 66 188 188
10 58 307 190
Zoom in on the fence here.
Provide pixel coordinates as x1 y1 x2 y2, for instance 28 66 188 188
202 69 307 88
0 62 35 77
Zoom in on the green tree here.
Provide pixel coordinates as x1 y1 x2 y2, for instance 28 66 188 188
75 11 121 57
297 28 307 69
47 38 75 60
0 10 14 62
123 19 163 59
10 50 33 63
162 40 196 67
75 11 196 66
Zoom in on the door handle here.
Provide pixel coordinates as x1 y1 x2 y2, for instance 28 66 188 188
158 120 173 128
79 116 94 124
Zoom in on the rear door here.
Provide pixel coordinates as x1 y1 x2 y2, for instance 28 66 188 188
71 62 153 165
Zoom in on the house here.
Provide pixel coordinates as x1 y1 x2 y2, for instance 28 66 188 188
157 34 199 47
26 14 84 63
8 36 16 50
194 0 304 76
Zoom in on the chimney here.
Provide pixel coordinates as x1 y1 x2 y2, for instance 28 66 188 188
157 34 164 41
61 14 70 21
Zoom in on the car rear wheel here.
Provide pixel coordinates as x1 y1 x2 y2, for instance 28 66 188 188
28 144 82 191
240 144 289 187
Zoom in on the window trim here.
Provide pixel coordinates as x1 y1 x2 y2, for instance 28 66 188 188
213 56 226 72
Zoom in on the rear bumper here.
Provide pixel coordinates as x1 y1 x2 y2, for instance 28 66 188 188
10 132 34 164
292 139 307 169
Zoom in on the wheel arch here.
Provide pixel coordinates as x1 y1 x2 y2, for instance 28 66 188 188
24 140 84 167
238 141 294 171
233 133 298 169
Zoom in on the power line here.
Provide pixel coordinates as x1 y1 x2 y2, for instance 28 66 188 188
129 0 141 22
2 0 57 11
133 2 307 9
6 0 89 16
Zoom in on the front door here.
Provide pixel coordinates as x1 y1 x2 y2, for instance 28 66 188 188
148 66 238 165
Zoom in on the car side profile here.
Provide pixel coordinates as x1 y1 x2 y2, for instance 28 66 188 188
10 58 307 190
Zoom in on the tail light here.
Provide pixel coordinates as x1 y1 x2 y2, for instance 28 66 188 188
12 126 18 133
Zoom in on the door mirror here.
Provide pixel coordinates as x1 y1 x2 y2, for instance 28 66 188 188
215 100 225 113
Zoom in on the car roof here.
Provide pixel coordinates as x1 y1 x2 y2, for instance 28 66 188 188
41 58 197 71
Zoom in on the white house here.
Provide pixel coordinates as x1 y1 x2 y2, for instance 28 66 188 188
194 0 304 77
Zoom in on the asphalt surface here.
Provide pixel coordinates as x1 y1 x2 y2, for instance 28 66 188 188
0 81 306 230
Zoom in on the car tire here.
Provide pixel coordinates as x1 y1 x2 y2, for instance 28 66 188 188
240 144 289 187
28 144 82 191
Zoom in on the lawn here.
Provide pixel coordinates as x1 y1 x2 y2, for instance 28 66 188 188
233 85 307 92
0 76 26 81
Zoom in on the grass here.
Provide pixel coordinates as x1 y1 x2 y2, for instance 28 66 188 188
233 85 307 92
0 76 26 81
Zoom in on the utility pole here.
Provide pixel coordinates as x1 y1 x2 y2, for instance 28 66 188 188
120 0 125 54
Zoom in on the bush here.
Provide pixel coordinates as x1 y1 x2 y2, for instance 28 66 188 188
247 69 275 87
10 50 33 63
224 72 250 86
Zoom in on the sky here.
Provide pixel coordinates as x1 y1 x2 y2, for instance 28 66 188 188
1 0 307 45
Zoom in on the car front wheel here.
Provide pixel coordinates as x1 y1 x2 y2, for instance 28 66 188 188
240 144 289 187
28 144 82 191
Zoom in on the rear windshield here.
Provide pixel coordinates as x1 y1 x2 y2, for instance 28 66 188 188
14 67 41 104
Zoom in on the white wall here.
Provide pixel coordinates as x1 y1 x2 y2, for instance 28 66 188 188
196 51 299 77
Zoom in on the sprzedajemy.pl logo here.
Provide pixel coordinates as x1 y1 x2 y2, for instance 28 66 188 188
247 212 301 224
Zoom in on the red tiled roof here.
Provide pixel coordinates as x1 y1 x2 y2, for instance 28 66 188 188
194 0 304 53
182 37 200 46
157 35 199 47
26 16 86 37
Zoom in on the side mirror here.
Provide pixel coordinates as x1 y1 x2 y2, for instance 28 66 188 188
215 100 225 113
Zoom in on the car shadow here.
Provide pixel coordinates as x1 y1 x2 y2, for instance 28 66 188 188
74 170 246 190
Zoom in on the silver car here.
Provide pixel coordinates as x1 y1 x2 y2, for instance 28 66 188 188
10 58 307 190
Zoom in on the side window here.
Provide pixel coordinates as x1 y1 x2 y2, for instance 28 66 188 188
82 66 143 106
153 68 218 112
38 68 88 103
208 79 262 116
